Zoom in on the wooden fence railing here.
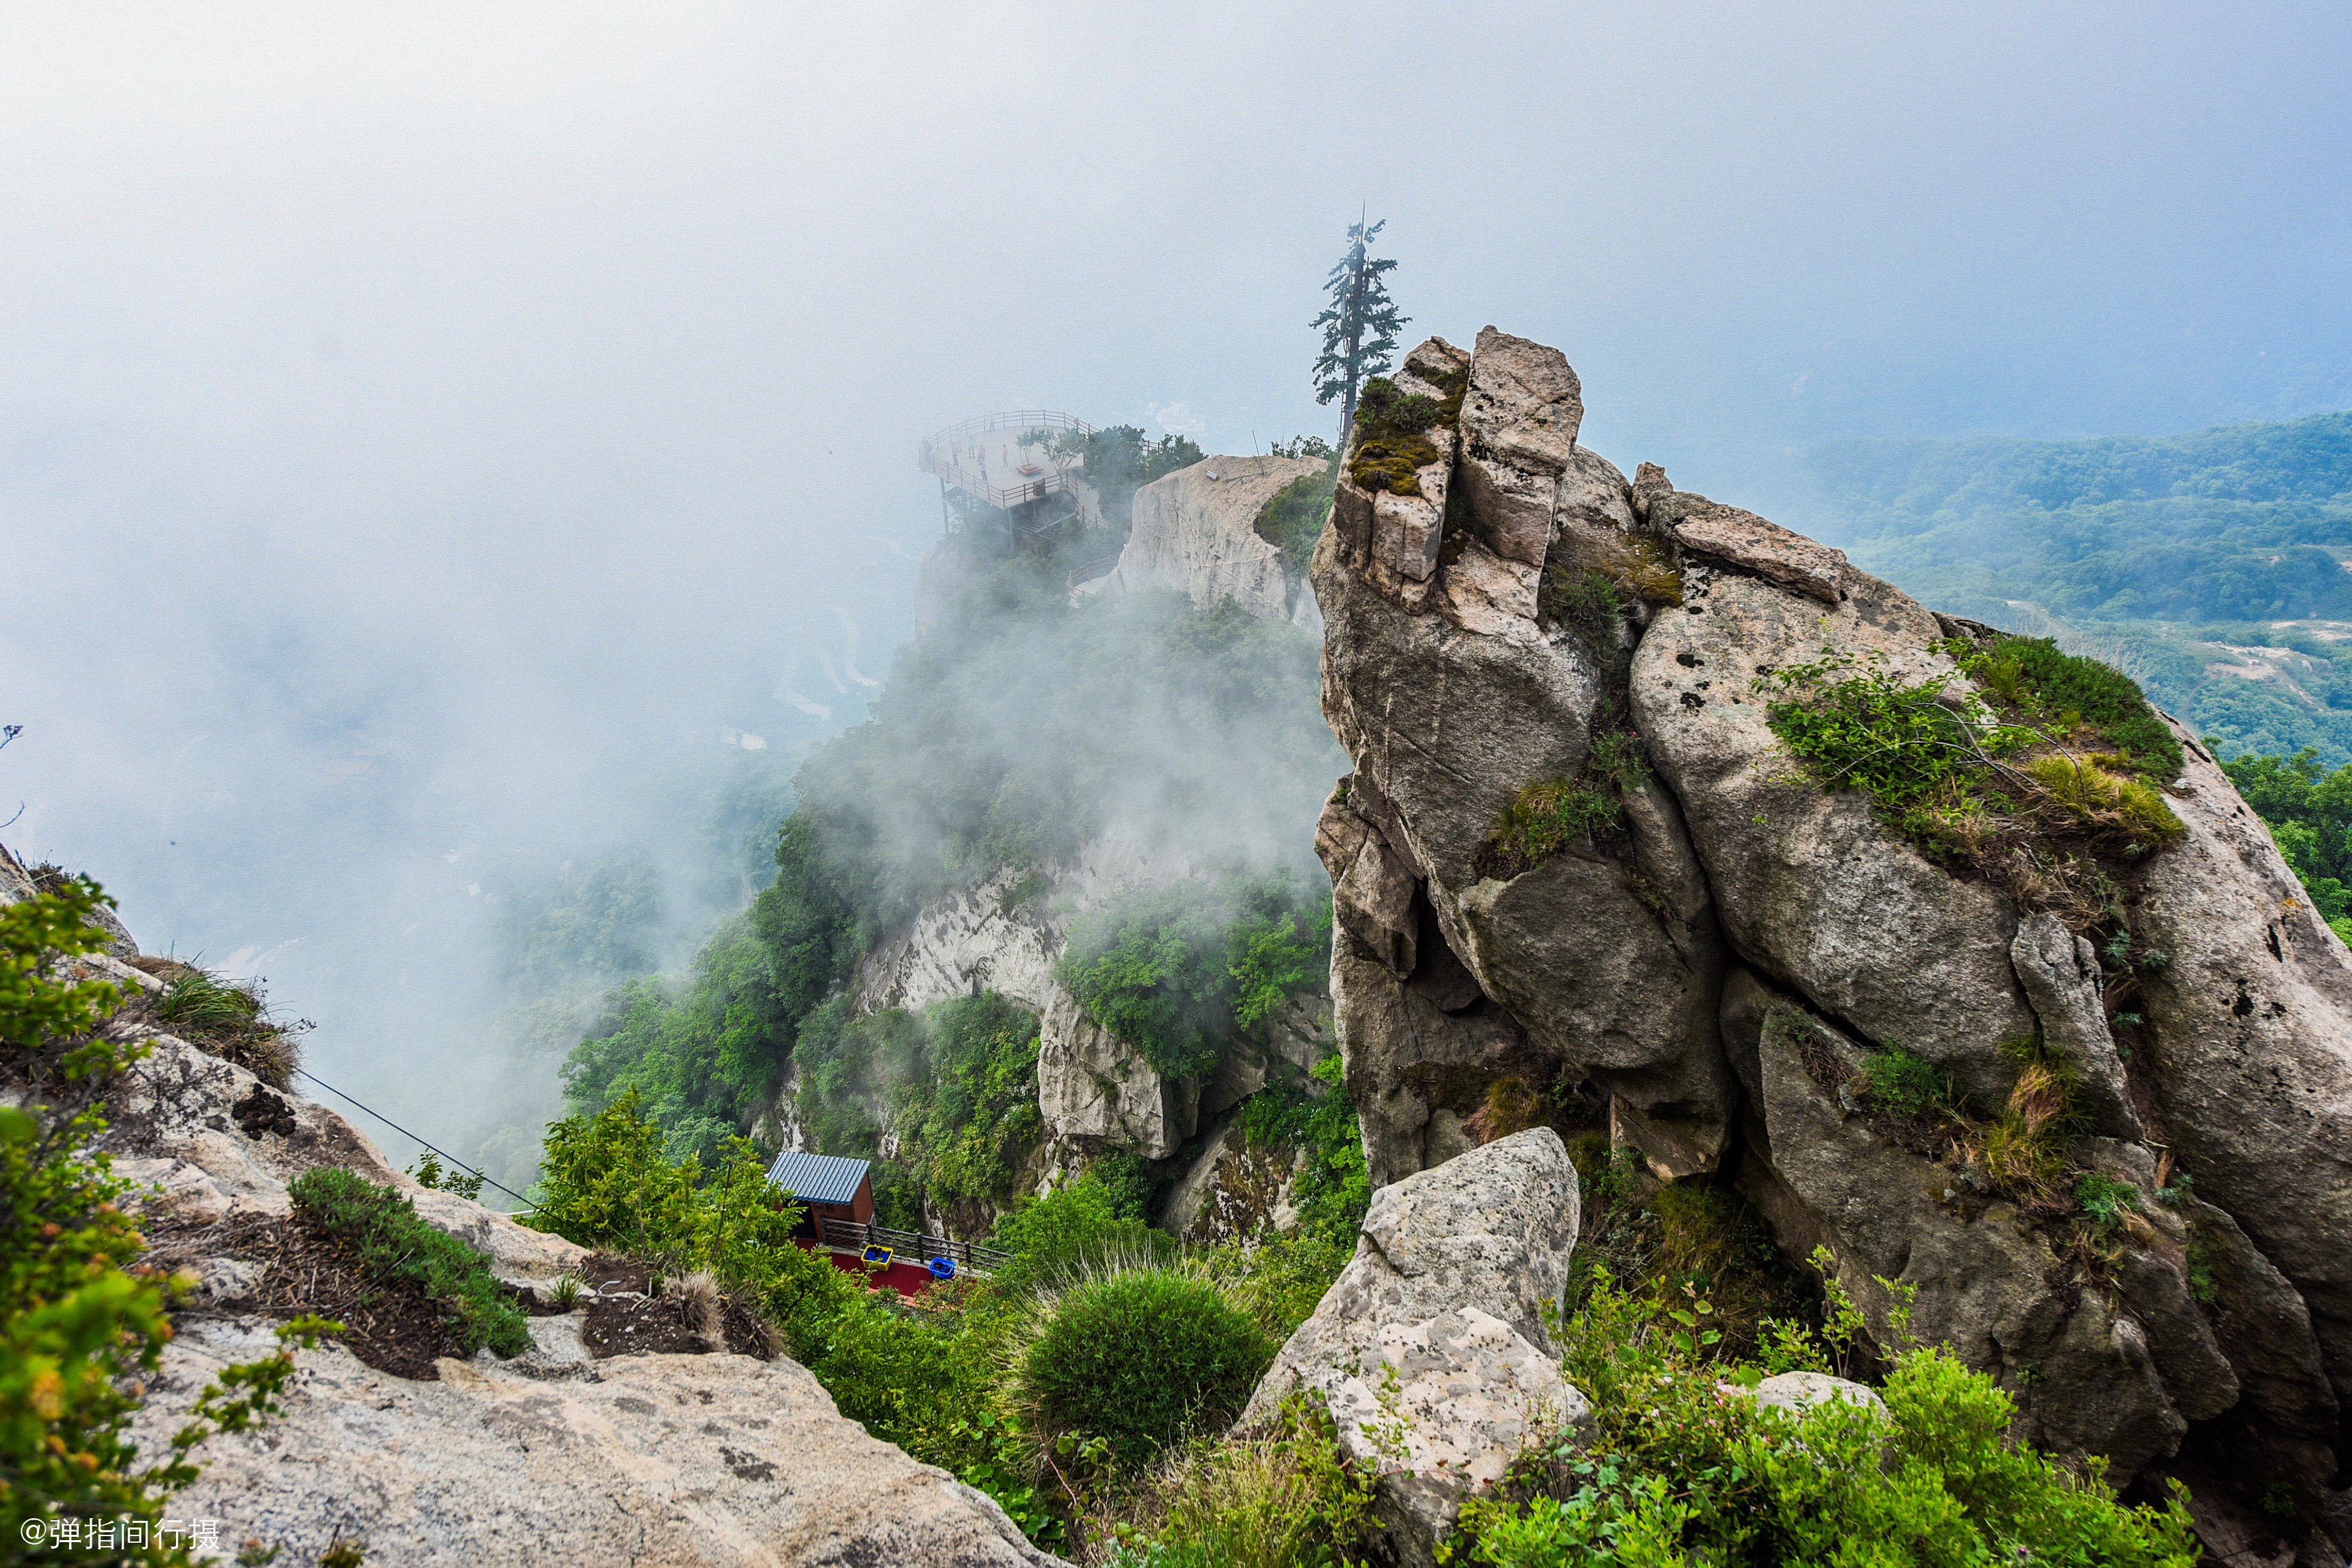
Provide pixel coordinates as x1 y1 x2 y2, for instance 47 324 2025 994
817 1217 1010 1275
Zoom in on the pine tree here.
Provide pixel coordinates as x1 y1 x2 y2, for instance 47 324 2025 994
1312 217 1407 449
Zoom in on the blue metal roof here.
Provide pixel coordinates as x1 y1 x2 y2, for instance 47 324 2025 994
765 1150 872 1207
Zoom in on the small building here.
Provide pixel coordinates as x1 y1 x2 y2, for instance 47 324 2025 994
765 1150 874 1239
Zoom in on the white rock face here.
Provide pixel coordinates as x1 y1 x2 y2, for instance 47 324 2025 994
130 1319 1065 1567
850 869 1061 1016
1239 1129 1585 1567
1036 985 1192 1158
1079 455 1326 624
843 832 1325 1167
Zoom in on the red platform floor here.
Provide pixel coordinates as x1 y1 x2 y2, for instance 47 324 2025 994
794 1237 949 1300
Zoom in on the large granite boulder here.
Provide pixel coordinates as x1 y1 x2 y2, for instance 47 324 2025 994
1239 1129 1585 1567
131 1320 1064 1567
1306 325 2352 1551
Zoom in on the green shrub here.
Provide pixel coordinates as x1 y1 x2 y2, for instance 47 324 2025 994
1541 568 1632 653
1994 636 2183 778
1254 462 1340 582
889 993 1048 1215
988 1168 1177 1300
2075 1172 2142 1239
526 1089 852 1350
1860 1048 1952 1119
1229 1055 1371 1247
1766 654 2010 812
1018 1267 1277 1472
289 1168 530 1358
1206 1229 1354 1344
3 878 332 1558
1466 1267 2200 1566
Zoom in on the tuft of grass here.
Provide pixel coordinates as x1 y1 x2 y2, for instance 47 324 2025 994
1494 777 1621 860
289 1167 531 1358
151 963 303 1089
1541 569 1634 662
2021 755 2185 851
1466 1075 1543 1144
1485 732 1654 878
1977 1115 2069 1210
1091 1392 1375 1568
549 1273 584 1310
2003 1060 2077 1140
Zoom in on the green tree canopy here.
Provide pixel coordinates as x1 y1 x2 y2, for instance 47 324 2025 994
1312 216 1406 448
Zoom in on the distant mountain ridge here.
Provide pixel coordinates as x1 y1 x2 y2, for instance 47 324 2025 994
1810 410 2352 763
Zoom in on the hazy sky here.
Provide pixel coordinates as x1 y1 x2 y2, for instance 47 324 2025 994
3 1 2345 1166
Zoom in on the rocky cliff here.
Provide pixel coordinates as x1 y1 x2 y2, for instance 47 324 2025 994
1 890 1067 1568
1073 453 1326 625
1312 327 2352 1546
813 465 1344 1223
834 832 1330 1193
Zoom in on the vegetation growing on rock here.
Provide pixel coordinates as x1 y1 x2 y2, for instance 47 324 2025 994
560 518 1342 1211
147 962 305 1091
1252 459 1340 582
1482 732 1652 880
2 878 331 1559
287 1168 531 1359
1058 875 1330 1081
1456 1267 2201 1566
789 992 1046 1227
1763 635 2186 913
1344 370 1464 497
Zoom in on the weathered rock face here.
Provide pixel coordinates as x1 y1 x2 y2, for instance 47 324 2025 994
1240 1129 1585 1568
835 813 1335 1194
1310 325 2352 1537
61 945 1069 1567
132 1320 1063 1567
1073 453 1327 625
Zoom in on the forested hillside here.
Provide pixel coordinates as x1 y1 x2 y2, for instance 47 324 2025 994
558 506 1347 1227
1814 410 2352 763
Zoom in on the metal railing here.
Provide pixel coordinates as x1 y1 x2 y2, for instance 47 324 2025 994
817 1217 1010 1275
1066 552 1123 591
919 411 1096 513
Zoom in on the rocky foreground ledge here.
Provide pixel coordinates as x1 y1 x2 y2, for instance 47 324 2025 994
27 935 1063 1568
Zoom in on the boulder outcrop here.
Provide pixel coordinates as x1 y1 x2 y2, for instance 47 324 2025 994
1073 453 1326 624
1239 1129 1585 1567
131 1321 1061 1568
47 943 1071 1567
1309 325 2352 1548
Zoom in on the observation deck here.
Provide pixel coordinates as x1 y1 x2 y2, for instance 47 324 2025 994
919 410 1095 531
